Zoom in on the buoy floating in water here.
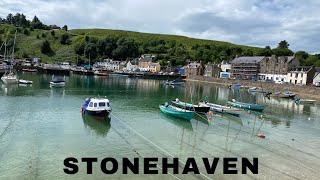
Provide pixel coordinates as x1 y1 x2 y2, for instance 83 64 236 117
257 134 265 138
208 111 213 115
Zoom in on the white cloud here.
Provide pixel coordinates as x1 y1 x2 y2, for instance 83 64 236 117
0 0 319 53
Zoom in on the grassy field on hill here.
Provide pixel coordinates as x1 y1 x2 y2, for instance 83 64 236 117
1 23 261 64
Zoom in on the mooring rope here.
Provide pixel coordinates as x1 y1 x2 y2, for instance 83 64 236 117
109 111 213 180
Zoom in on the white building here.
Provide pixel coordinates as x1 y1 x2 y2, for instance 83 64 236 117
125 59 139 72
313 68 320 86
286 66 316 85
220 60 231 78
94 59 122 70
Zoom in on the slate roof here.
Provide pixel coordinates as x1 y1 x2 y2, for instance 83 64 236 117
139 57 152 62
231 56 265 64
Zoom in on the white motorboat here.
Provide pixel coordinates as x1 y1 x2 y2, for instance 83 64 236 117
81 97 112 119
295 98 316 104
1 72 18 84
50 75 66 87
19 79 33 84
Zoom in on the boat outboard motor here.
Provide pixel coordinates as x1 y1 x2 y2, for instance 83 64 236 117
164 102 169 107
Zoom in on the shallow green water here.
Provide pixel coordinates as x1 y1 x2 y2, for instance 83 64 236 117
0 73 319 180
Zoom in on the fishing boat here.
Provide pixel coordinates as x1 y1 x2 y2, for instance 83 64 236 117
159 103 194 120
94 70 108 76
227 99 266 111
19 79 33 84
295 98 316 104
199 101 243 116
49 75 66 87
171 99 210 113
81 97 112 119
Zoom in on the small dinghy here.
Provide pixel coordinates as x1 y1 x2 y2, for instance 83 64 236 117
270 91 296 98
248 87 266 93
159 102 194 120
81 97 112 119
19 79 33 84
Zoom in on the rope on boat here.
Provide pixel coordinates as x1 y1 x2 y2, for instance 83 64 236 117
0 119 14 138
109 111 213 180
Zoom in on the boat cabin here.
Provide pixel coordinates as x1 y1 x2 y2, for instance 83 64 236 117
86 98 111 111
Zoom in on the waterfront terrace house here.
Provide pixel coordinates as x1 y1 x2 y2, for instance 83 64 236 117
204 63 221 78
126 59 138 72
187 62 203 76
312 67 320 86
138 56 153 72
286 66 316 85
148 62 161 73
259 55 300 83
231 56 265 80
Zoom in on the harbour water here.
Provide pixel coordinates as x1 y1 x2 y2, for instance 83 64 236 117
0 73 320 179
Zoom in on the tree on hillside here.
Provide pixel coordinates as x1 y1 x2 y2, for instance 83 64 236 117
60 33 70 44
62 25 68 31
41 40 52 54
74 42 85 55
295 51 309 60
278 40 290 49
31 15 44 29
51 30 55 36
84 43 97 59
272 48 293 56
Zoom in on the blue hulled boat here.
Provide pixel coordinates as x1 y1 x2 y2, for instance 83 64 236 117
159 103 194 120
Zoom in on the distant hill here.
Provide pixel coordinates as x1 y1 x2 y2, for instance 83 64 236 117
0 23 262 64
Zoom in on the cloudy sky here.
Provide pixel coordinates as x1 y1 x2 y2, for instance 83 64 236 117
0 0 319 53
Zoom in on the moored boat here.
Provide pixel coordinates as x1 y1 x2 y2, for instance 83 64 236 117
81 97 112 119
199 101 243 116
227 99 266 111
171 99 210 113
22 68 37 72
248 87 266 93
1 72 18 84
295 98 316 104
50 75 66 87
270 91 296 98
159 103 194 120
19 79 33 84
94 70 108 76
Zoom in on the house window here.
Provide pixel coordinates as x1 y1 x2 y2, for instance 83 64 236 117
295 80 297 84
295 73 298 78
300 80 303 84
301 73 303 77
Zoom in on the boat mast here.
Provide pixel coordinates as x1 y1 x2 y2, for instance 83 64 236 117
184 66 188 111
10 30 17 72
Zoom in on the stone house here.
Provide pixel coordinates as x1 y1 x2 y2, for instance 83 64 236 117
286 66 316 85
204 63 221 78
313 67 320 86
259 55 300 82
148 63 161 73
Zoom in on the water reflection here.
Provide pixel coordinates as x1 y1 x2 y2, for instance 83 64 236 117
82 115 111 137
159 113 193 131
50 87 65 97
1 84 19 96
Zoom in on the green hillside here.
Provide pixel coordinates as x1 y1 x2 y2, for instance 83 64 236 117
0 23 264 64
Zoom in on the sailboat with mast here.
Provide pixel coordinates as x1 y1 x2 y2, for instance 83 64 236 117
1 30 18 84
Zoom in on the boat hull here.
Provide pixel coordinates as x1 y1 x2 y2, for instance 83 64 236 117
1 76 18 84
50 81 66 87
84 109 111 119
227 101 266 111
171 101 210 113
159 105 194 120
202 102 243 116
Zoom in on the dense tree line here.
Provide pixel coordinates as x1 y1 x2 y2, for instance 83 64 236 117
0 13 66 31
